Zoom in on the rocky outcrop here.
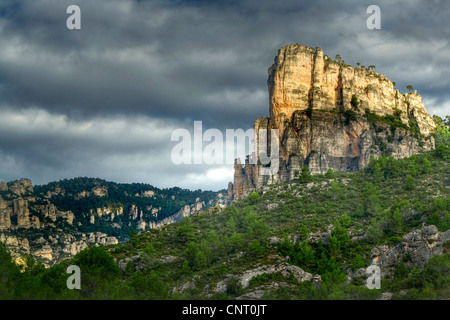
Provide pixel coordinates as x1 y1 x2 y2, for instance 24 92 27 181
1 178 229 266
213 262 320 295
90 206 123 223
0 196 11 230
138 190 155 198
75 186 108 199
146 198 206 229
8 179 34 196
0 180 124 266
268 45 436 135
370 225 450 277
0 182 7 192
232 44 437 199
0 180 36 229
0 231 118 268
0 196 74 231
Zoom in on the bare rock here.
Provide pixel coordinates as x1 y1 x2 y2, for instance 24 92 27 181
378 292 393 300
0 182 7 191
266 203 279 211
371 225 450 276
232 44 436 199
236 290 266 300
9 179 33 196
281 265 313 283
158 255 179 264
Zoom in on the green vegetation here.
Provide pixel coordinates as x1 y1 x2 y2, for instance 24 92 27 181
386 254 450 299
364 108 425 140
298 166 312 183
0 122 449 300
432 115 450 146
364 109 408 130
342 109 358 124
408 118 421 137
30 178 221 240
350 95 360 109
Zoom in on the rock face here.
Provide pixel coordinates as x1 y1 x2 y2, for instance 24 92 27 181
0 180 121 267
0 198 74 232
213 261 320 298
371 225 450 277
1 178 229 267
0 231 119 268
146 198 206 229
8 179 34 196
232 44 437 199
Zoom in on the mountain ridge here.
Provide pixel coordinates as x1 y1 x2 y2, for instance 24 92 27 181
1 133 448 299
0 177 229 266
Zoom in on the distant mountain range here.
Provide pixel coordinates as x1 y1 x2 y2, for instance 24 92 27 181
0 177 230 266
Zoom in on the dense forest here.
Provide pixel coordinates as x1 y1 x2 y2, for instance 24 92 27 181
30 178 222 240
34 178 221 220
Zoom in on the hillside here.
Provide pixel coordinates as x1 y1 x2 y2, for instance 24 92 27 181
0 177 228 267
0 125 448 300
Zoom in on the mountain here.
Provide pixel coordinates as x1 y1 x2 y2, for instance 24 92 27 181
0 132 448 300
231 44 437 199
0 44 449 301
0 177 229 266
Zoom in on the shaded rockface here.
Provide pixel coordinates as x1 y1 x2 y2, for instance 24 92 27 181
346 225 450 286
370 225 450 276
231 44 436 199
0 178 229 267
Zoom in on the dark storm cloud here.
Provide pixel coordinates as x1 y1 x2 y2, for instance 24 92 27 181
0 0 274 128
0 0 449 189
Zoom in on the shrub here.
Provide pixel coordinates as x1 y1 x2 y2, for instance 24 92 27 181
248 191 261 204
226 278 243 296
405 175 415 191
325 168 336 179
248 239 266 257
350 95 360 109
73 246 120 278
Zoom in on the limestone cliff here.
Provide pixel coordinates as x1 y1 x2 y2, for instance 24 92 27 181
268 45 436 135
0 178 229 266
0 180 118 267
232 44 437 199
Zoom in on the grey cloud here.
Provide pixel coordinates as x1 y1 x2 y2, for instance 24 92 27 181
0 0 449 190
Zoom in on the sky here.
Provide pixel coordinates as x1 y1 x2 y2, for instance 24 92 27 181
0 0 449 191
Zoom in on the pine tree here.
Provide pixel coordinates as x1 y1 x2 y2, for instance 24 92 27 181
405 175 415 190
299 165 312 183
423 158 431 174
391 207 403 235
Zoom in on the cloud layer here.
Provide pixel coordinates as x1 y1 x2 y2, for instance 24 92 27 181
0 0 449 190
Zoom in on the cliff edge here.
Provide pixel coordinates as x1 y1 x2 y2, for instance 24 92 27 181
232 44 437 199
